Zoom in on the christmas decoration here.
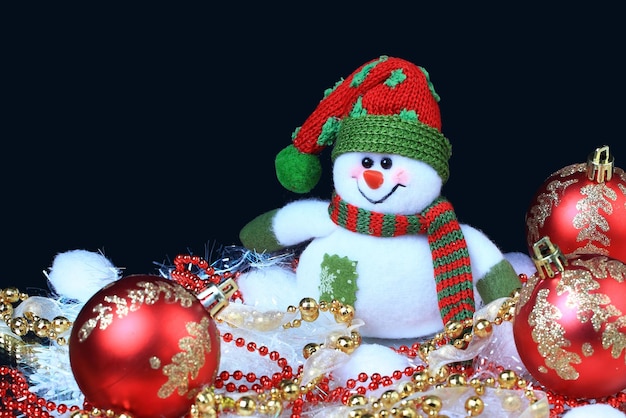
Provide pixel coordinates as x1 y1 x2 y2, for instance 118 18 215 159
238 55 522 345
513 236 626 399
68 274 226 418
525 145 626 264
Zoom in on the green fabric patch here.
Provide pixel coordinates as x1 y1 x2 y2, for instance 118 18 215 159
318 253 358 306
351 56 388 88
317 117 342 146
385 68 406 87
349 96 367 118
323 78 344 99
418 66 440 102
399 109 418 122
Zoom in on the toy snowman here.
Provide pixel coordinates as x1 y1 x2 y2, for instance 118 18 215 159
238 55 522 341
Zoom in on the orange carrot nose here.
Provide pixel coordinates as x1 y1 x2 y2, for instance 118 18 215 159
363 169 384 189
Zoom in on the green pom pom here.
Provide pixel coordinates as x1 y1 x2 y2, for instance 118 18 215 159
275 145 321 193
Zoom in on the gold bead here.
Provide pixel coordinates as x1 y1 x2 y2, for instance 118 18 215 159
33 317 51 338
380 390 400 408
473 318 493 338
350 330 362 347
303 342 320 359
444 321 464 339
452 338 468 349
348 409 370 418
235 396 256 416
0 302 13 318
474 383 485 396
447 373 466 387
195 389 216 412
318 300 329 311
1 287 20 303
287 305 298 314
412 370 430 391
52 316 72 333
279 379 300 401
299 297 320 322
333 304 355 324
219 395 235 410
291 318 302 328
118 414 133 418
465 395 485 416
395 406 418 417
433 365 450 383
335 335 356 354
397 381 415 399
421 395 442 415
418 341 436 361
498 370 518 389
263 399 282 416
9 317 29 336
69 412 90 418
348 394 367 407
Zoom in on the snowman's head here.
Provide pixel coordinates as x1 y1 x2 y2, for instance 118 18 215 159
333 152 442 215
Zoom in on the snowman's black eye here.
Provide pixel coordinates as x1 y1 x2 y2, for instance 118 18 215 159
381 158 393 169
362 157 374 168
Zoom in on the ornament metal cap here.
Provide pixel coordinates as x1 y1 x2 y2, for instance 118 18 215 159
531 236 568 279
198 278 238 317
586 145 614 183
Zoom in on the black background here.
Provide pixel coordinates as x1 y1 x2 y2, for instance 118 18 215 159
3 4 625 294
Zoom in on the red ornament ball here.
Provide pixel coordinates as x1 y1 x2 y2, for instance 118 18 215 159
69 274 220 418
513 248 626 399
525 145 626 264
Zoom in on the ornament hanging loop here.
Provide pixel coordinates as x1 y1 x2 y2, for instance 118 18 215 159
586 145 614 183
198 278 238 317
531 236 568 279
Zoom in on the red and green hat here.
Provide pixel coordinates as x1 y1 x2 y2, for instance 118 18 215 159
276 55 452 193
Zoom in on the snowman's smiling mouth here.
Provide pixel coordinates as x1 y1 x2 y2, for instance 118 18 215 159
358 183 405 204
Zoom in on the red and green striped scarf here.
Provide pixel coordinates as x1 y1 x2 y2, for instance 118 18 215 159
328 192 475 326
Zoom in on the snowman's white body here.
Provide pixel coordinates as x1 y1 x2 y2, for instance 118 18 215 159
238 151 511 339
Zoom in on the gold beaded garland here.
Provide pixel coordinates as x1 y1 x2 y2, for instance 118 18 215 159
1 284 553 418
1 287 72 345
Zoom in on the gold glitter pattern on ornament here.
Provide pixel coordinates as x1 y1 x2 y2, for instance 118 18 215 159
127 280 196 309
529 288 581 380
582 342 594 357
557 263 619 332
76 280 197 342
603 316 626 359
77 304 114 342
159 316 213 399
572 182 615 248
571 255 626 283
571 255 626 360
517 274 540 309
525 164 581 245
150 356 161 369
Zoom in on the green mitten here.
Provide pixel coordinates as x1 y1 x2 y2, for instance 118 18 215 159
475 259 522 304
239 209 283 252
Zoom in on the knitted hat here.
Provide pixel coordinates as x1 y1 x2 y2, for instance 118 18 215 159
276 55 452 193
